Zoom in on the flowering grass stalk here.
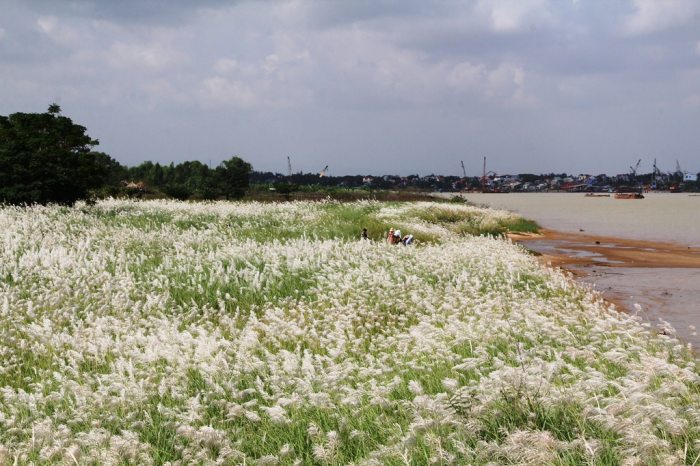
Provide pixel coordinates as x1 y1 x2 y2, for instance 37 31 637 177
0 199 698 465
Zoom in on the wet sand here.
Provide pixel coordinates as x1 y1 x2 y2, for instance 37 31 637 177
511 230 700 349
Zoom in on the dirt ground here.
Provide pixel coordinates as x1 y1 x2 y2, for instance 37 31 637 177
510 229 700 270
510 230 700 350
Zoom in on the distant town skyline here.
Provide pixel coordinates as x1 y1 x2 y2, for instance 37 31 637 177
1 0 699 176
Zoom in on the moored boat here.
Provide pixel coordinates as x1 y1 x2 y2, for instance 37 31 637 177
614 192 644 199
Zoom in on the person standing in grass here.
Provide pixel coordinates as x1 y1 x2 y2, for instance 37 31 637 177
361 228 369 241
387 228 396 244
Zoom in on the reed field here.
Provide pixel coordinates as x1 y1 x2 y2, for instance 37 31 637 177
1 199 699 465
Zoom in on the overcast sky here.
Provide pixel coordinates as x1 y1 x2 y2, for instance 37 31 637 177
1 0 699 176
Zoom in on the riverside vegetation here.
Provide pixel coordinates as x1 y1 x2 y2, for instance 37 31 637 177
0 199 699 465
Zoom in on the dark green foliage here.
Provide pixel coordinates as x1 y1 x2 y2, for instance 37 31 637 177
162 183 193 201
518 173 540 183
216 156 252 199
0 105 255 203
0 104 121 205
125 156 252 200
273 182 297 200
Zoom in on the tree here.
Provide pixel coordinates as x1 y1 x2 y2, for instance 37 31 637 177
163 183 192 201
0 104 118 205
274 182 298 201
85 151 127 197
216 156 252 199
518 174 539 183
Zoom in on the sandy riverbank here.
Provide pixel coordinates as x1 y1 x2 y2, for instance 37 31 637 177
511 229 700 269
511 230 700 349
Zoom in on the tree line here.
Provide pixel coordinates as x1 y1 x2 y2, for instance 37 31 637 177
3 105 697 206
117 157 252 201
0 105 252 205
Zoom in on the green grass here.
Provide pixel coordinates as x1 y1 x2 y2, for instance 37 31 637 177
504 217 541 234
6 200 696 465
85 199 538 244
409 205 540 238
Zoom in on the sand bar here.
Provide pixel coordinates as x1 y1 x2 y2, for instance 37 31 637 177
512 229 700 350
512 229 700 269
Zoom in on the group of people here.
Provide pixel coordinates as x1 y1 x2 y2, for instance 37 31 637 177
387 228 414 245
360 227 413 245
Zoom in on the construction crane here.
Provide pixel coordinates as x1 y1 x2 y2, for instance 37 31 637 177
319 165 329 177
287 156 292 177
460 160 467 178
629 159 641 178
480 156 498 191
481 156 488 189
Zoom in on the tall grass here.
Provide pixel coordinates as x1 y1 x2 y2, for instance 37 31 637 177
0 199 697 465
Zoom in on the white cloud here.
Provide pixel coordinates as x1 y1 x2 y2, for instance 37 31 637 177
203 34 314 110
554 75 605 101
262 54 280 74
37 16 57 34
140 79 190 105
36 16 79 44
447 62 487 91
6 0 697 174
214 58 239 74
315 24 536 107
315 27 438 103
261 47 312 77
623 0 696 35
683 94 700 107
106 41 187 69
199 76 256 108
476 0 553 33
448 61 535 106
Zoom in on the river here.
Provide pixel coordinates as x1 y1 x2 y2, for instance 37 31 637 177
459 192 700 247
453 192 700 351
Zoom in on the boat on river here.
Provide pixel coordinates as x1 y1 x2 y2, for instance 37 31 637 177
614 192 644 199
585 193 610 197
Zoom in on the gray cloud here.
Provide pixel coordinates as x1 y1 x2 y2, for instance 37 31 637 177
19 0 245 25
1 0 699 175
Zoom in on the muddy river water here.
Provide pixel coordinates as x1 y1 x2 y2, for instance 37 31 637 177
454 192 700 350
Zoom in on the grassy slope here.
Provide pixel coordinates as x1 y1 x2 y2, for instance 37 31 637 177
0 200 698 465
